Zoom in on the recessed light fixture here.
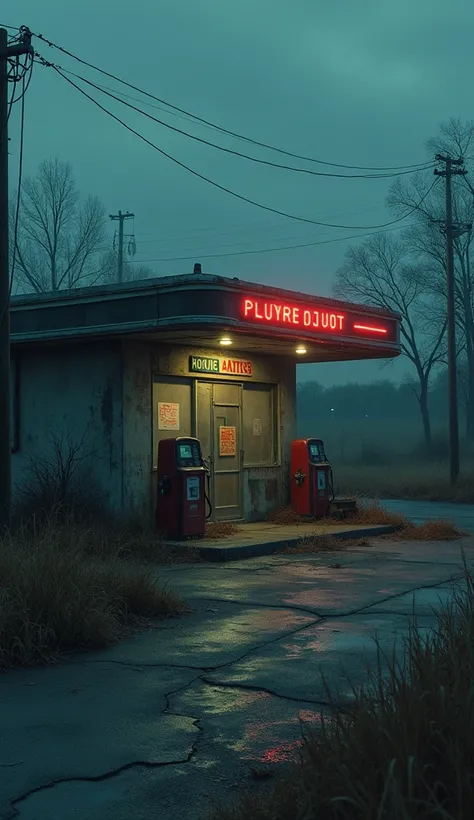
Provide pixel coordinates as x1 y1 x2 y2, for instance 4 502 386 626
295 345 307 355
219 337 233 346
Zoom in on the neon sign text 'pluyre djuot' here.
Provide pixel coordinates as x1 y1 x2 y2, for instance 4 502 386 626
241 298 389 337
243 299 345 332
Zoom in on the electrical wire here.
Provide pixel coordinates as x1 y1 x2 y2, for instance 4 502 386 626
8 53 33 108
122 221 417 264
40 61 434 181
93 204 387 255
33 31 433 173
44 63 442 232
130 203 386 239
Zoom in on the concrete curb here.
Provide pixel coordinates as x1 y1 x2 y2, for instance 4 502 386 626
170 525 400 562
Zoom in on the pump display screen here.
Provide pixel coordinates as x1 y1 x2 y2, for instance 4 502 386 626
177 440 202 467
309 442 325 463
179 444 192 460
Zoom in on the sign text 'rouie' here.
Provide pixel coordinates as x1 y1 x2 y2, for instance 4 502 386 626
189 355 252 376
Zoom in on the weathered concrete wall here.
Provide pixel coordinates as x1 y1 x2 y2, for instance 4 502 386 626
121 341 153 523
12 339 296 524
12 342 123 514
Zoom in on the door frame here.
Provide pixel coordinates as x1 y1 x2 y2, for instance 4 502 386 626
194 379 244 522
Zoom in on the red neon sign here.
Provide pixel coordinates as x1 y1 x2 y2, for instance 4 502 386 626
243 298 345 332
353 324 387 335
241 298 392 340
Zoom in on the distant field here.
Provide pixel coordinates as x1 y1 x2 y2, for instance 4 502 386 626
334 462 474 503
298 419 426 463
297 420 474 502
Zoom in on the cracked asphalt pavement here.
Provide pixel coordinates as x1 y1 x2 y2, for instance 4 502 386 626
1 537 473 820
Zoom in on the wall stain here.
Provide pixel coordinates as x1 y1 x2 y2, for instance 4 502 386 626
101 383 114 434
265 479 279 503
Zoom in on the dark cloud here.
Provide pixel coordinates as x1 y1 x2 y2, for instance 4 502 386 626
8 0 472 385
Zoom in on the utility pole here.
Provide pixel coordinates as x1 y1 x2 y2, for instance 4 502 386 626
0 27 33 530
434 154 467 485
109 211 134 283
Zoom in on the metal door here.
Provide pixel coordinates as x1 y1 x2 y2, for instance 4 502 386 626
196 381 243 521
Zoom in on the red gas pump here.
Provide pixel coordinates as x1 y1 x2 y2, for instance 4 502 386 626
290 438 334 518
156 437 208 539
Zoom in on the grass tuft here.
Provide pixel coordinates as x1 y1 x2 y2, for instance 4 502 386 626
211 556 474 820
346 502 463 540
267 507 308 525
278 535 371 554
205 521 240 539
266 503 463 541
344 501 407 527
0 516 189 670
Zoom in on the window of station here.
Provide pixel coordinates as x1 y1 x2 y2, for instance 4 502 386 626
242 383 277 466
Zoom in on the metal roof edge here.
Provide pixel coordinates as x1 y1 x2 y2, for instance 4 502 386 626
10 273 402 321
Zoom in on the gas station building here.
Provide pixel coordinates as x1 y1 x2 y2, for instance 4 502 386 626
10 273 401 524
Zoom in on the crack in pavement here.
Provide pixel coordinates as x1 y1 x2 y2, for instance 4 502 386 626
6 570 466 815
9 751 200 816
197 572 465 619
8 677 206 817
159 545 473 574
65 574 464 681
198 675 344 708
74 658 206 670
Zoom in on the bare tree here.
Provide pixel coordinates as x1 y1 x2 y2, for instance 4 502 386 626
93 249 154 286
11 158 107 293
334 233 446 450
387 118 474 437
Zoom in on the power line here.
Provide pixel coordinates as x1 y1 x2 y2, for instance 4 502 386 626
8 52 33 110
98 205 387 249
33 31 433 173
129 203 387 239
122 221 418 264
44 64 441 232
39 61 433 181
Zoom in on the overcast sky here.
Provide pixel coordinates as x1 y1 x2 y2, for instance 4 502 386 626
7 0 473 386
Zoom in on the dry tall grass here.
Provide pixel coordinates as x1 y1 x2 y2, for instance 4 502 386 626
0 516 189 669
345 502 463 540
212 558 474 820
267 503 463 541
205 521 240 539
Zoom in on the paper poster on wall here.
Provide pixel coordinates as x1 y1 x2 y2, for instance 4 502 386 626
219 426 236 457
158 402 180 431
252 418 262 436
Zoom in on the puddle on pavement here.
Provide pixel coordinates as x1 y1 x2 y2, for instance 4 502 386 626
171 680 329 766
240 708 324 763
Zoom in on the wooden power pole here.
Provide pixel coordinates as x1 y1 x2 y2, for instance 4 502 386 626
109 210 134 283
434 154 467 485
0 27 33 530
